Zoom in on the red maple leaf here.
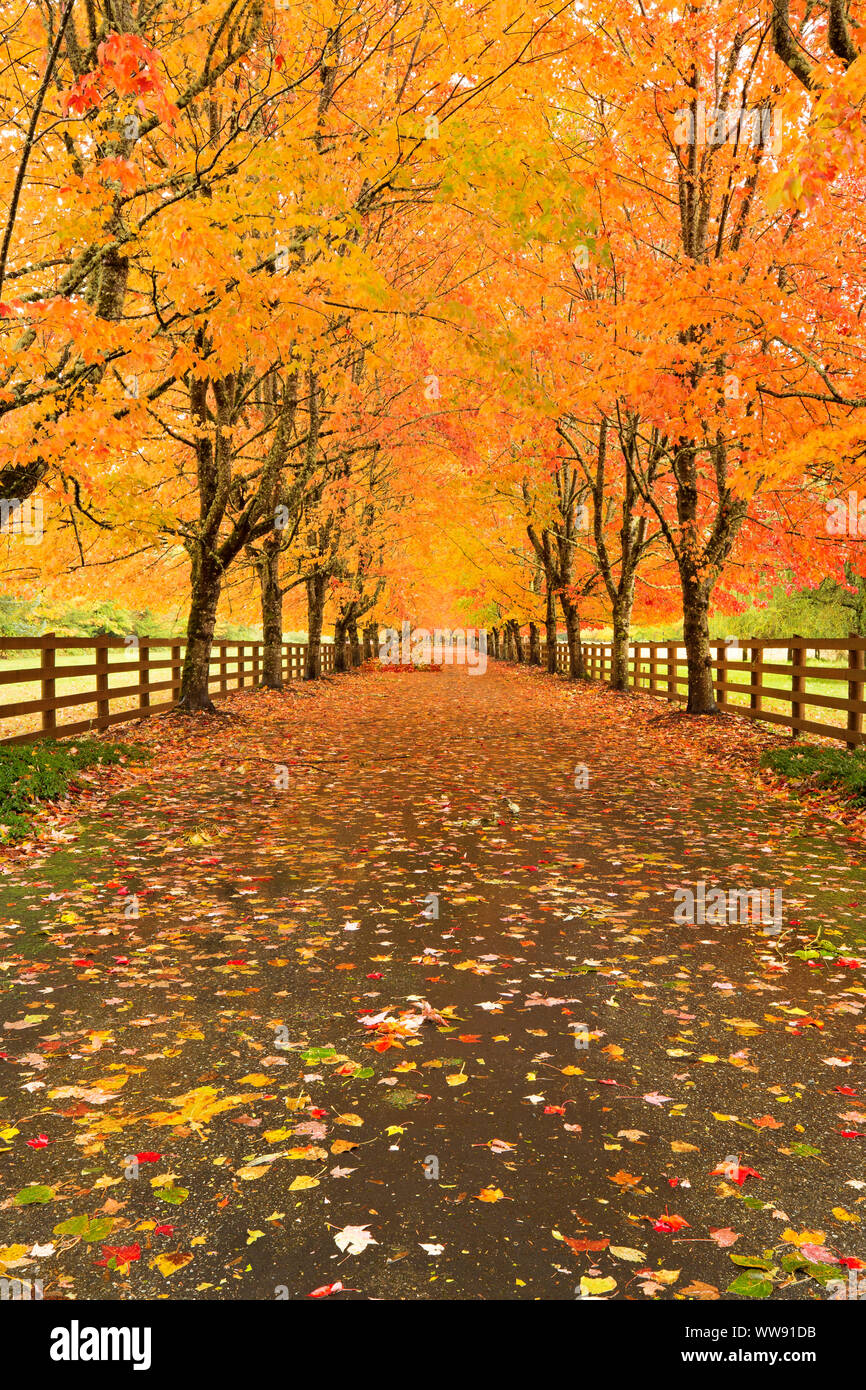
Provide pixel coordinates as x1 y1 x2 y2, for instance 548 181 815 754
711 1163 763 1185
96 1243 141 1268
650 1213 690 1233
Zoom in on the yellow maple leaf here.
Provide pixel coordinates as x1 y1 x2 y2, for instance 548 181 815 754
781 1228 826 1247
832 1207 861 1223
145 1086 260 1127
580 1276 616 1296
0 1245 28 1273
151 1252 193 1277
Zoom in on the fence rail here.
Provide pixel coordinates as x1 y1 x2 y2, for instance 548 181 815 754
6 631 866 749
0 636 347 745
523 635 866 747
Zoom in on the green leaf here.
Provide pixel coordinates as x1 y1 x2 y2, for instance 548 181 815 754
383 1086 419 1109
729 1254 775 1271
53 1215 116 1241
781 1253 809 1273
301 1047 337 1063
726 1271 774 1298
14 1184 53 1205
52 1215 89 1236
158 1186 189 1204
803 1262 840 1285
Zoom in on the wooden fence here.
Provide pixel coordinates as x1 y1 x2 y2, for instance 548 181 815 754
0 636 346 745
6 630 866 749
521 635 866 747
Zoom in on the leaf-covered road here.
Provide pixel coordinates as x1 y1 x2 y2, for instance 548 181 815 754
2 664 866 1300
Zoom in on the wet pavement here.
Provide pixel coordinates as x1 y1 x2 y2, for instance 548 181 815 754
1 663 865 1301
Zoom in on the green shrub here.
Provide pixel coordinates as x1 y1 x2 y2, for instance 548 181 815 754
0 740 148 839
760 745 866 805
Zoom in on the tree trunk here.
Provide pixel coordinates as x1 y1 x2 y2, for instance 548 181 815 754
610 599 631 691
259 541 283 690
681 574 717 713
348 615 361 667
545 586 557 673
510 620 524 663
528 621 541 666
334 615 348 673
305 572 327 680
491 626 499 660
560 595 585 679
363 624 377 661
178 549 221 712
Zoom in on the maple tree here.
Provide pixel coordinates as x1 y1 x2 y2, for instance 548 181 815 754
4 0 866 707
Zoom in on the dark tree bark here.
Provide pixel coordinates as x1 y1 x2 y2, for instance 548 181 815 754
305 571 328 680
178 551 221 712
528 621 541 666
333 613 348 673
681 574 716 713
348 614 361 667
610 602 631 691
259 537 284 689
545 585 557 672
525 463 597 682
559 593 585 680
509 619 524 663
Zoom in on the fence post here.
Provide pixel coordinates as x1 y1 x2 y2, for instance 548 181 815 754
252 642 260 687
140 639 150 713
715 641 726 709
41 633 57 736
649 642 658 695
750 642 761 712
790 633 805 737
170 643 181 702
219 643 227 695
848 632 863 746
95 639 110 726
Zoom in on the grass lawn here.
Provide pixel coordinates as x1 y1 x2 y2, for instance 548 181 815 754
760 744 866 806
0 739 148 839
